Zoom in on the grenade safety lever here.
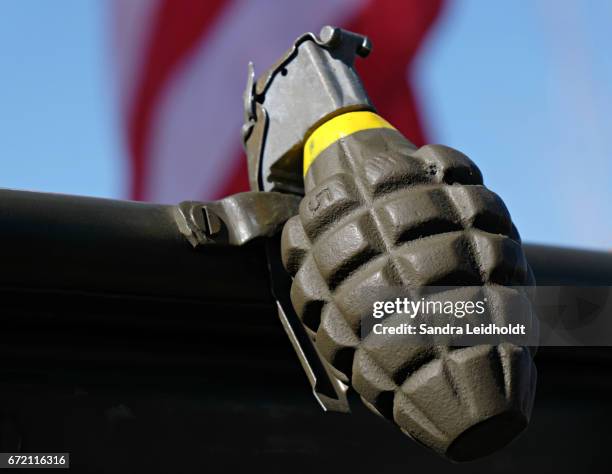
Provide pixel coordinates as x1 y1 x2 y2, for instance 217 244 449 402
243 26 537 462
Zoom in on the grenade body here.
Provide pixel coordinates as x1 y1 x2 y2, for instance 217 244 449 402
281 112 537 461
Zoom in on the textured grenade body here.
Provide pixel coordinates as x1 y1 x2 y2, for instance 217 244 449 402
281 127 537 460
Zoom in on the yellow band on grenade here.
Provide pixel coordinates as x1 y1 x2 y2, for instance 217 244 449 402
303 111 396 176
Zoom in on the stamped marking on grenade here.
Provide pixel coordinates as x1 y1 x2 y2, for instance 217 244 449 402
308 187 332 213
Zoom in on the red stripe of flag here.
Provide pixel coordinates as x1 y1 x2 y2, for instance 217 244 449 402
348 0 445 147
128 0 228 200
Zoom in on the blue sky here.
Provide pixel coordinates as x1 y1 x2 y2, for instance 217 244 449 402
417 0 612 250
0 0 125 198
0 0 609 250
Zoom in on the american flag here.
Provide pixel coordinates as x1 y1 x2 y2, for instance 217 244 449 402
112 0 444 203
